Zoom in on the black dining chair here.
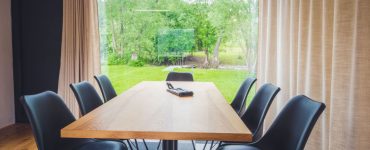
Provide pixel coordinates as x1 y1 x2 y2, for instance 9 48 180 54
204 78 257 149
230 77 257 116
166 72 194 81
21 91 127 150
70 81 104 116
70 81 147 150
210 83 280 149
217 95 326 150
239 83 280 142
94 75 117 103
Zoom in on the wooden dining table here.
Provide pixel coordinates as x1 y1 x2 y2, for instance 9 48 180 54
61 81 252 150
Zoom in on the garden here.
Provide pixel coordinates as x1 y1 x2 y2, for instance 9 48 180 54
98 0 258 103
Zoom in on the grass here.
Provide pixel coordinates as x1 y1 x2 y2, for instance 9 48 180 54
192 48 246 65
103 65 256 104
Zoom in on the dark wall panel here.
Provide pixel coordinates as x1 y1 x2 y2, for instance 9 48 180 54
12 0 63 122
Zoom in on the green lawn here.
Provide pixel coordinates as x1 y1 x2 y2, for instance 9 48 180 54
103 65 256 104
193 48 246 65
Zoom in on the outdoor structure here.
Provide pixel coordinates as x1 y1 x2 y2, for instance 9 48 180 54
157 29 195 65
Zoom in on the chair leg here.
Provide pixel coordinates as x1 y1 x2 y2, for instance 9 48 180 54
209 141 214 150
213 141 221 149
143 139 149 150
217 141 222 148
126 140 134 150
129 140 138 150
191 140 196 150
157 140 162 150
134 139 139 149
202 141 208 150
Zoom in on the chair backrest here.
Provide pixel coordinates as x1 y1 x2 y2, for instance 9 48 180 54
230 77 257 116
21 91 76 150
70 81 103 116
241 83 280 141
255 95 326 150
166 72 194 81
94 75 117 102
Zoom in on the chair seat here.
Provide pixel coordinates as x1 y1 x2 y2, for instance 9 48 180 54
77 141 127 150
221 141 249 145
218 144 261 150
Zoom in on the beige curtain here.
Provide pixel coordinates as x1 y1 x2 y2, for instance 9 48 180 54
58 0 101 117
258 0 370 149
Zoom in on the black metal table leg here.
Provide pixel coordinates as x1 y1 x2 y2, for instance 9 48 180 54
162 140 178 150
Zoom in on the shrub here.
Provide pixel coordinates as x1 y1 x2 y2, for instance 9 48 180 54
128 60 144 67
107 52 129 65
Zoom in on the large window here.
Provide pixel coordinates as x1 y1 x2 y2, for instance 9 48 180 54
97 0 258 104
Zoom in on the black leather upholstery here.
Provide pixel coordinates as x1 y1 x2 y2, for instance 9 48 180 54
70 81 104 116
241 83 280 141
21 91 127 150
222 83 280 145
230 78 257 116
94 75 117 102
218 95 326 150
166 72 194 81
78 141 127 150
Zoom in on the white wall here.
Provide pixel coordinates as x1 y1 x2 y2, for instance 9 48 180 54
0 0 15 129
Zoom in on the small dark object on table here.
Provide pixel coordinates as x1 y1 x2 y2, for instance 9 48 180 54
166 82 194 97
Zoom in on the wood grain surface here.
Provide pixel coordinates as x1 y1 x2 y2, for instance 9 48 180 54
61 81 252 142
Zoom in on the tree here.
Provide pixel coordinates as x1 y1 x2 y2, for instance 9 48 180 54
161 1 217 67
99 0 257 68
186 3 217 67
103 0 167 63
232 0 258 72
208 0 253 67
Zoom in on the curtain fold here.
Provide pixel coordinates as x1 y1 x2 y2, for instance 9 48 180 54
58 0 101 117
258 0 370 149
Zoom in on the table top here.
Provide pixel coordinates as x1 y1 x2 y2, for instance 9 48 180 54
61 81 252 142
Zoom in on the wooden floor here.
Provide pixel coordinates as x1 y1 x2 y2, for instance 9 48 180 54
0 123 37 150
